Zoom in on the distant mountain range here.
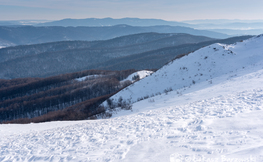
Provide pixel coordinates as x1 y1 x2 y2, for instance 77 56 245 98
1 18 263 37
0 33 251 79
1 18 262 48
36 17 190 27
2 18 263 29
36 18 263 30
35 18 263 35
0 25 229 47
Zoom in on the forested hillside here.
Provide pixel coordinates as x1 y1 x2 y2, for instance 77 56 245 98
0 33 215 79
0 69 138 123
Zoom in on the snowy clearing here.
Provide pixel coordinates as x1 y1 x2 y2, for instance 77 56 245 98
121 70 153 83
75 75 103 82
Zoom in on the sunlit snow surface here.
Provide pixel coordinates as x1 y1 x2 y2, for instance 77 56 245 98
121 70 153 83
1 35 263 161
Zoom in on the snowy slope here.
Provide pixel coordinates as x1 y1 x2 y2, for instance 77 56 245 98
1 69 263 161
104 34 263 105
1 35 263 161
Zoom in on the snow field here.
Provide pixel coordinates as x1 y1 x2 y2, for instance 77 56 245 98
0 87 263 161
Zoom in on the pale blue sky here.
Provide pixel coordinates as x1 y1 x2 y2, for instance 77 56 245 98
0 0 262 21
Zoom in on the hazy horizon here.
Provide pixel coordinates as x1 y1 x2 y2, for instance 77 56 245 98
0 0 262 21
1 17 263 24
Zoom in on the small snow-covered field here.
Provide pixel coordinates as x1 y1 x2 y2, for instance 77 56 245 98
75 75 102 82
122 70 153 83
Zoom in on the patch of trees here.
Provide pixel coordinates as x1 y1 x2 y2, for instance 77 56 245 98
132 74 140 81
0 78 41 89
4 94 112 124
0 69 136 123
0 69 136 101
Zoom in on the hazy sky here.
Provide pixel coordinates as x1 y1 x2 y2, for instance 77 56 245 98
0 0 263 21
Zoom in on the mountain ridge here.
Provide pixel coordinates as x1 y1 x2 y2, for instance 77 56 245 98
36 17 190 27
0 25 229 47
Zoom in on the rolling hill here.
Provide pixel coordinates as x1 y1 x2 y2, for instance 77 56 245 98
0 33 215 79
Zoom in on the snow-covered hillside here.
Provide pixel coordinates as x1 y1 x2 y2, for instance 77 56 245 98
1 35 263 161
104 34 263 105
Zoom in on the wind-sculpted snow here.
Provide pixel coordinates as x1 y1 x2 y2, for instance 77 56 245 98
1 88 263 161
